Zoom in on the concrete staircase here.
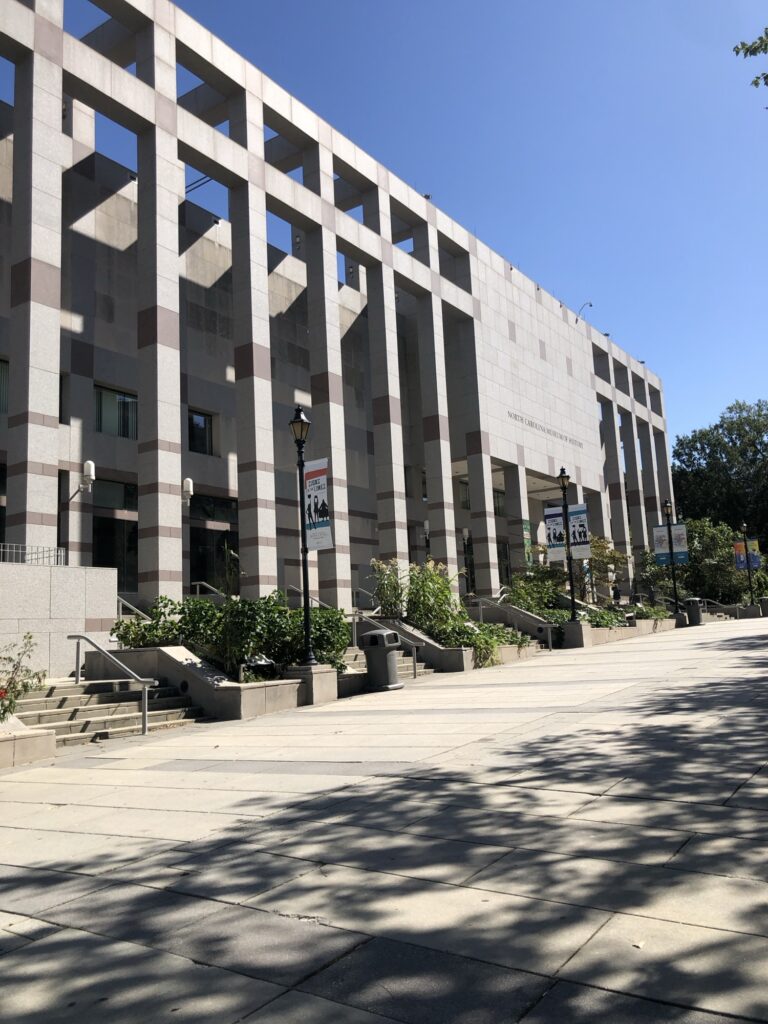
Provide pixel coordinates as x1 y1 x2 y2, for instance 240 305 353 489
338 647 435 694
14 679 206 746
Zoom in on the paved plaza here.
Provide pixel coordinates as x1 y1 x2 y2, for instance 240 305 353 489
1 620 768 1022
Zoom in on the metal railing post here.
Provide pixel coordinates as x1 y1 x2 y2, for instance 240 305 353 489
141 684 149 735
412 646 417 678
75 640 82 686
352 611 357 648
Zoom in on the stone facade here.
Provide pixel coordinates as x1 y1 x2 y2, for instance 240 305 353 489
0 0 674 610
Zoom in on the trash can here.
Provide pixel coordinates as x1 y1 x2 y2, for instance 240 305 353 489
684 598 703 626
359 629 403 691
759 597 768 618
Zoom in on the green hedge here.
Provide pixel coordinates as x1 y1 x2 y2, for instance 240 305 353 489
111 594 350 677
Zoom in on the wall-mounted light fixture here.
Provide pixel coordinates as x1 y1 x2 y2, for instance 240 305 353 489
78 460 95 495
182 477 194 507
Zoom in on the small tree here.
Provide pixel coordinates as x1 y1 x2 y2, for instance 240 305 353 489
0 634 45 723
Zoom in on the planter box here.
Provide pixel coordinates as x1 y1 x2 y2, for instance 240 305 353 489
496 643 537 664
84 647 337 721
561 617 677 648
0 716 55 769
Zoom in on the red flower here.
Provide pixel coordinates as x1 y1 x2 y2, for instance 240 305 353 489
0 689 7 700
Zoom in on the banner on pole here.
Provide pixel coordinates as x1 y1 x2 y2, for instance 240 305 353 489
544 504 591 561
653 524 689 566
734 539 761 571
304 458 334 551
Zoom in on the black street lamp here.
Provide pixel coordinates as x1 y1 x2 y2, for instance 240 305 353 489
663 498 680 615
289 405 317 665
557 467 578 622
741 521 755 606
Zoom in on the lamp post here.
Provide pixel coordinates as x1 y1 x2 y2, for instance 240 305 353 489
557 467 578 622
289 405 316 665
741 521 755 606
663 499 680 615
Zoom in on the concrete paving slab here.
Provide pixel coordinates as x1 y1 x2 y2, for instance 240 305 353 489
521 980 745 1023
404 807 691 864
244 990 399 1023
571 795 768 841
300 935 551 1023
241 820 509 884
0 864 115 914
561 913 768 1019
39 882 226 944
158 903 369 985
0 825 179 871
249 863 610 973
668 834 768 882
0 927 283 1023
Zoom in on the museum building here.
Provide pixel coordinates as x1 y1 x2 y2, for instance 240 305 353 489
0 0 674 611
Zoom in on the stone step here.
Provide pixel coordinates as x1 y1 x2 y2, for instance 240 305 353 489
45 705 205 740
56 717 202 747
16 687 180 713
15 696 195 727
34 679 148 698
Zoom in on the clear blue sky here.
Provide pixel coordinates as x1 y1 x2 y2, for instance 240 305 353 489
57 0 768 445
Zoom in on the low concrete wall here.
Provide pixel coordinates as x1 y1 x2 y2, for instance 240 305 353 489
562 617 678 648
0 564 118 678
84 646 337 720
0 716 55 769
497 643 537 664
722 604 763 620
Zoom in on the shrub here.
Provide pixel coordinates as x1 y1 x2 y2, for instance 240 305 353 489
111 593 351 678
0 634 45 722
633 604 670 620
401 560 508 668
370 558 407 618
586 607 628 629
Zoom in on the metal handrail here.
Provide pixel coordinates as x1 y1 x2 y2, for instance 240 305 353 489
67 633 158 735
190 580 224 597
286 586 424 679
117 596 150 621
472 595 554 651
353 586 382 615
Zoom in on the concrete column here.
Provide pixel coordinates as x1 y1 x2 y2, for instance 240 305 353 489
637 418 661 530
586 488 610 541
504 464 529 568
619 410 649 559
363 189 408 568
303 144 352 609
416 294 458 574
601 401 631 563
228 90 278 597
654 428 675 513
62 97 95 162
63 361 94 566
466 440 499 596
135 23 183 601
6 35 66 551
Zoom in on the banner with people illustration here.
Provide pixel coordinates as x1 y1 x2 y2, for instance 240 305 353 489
544 504 591 561
734 539 761 572
304 458 334 551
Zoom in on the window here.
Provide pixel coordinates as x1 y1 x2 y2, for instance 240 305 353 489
189 494 237 525
0 360 7 414
493 489 505 518
188 410 213 455
93 479 138 511
459 481 470 510
94 386 137 440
